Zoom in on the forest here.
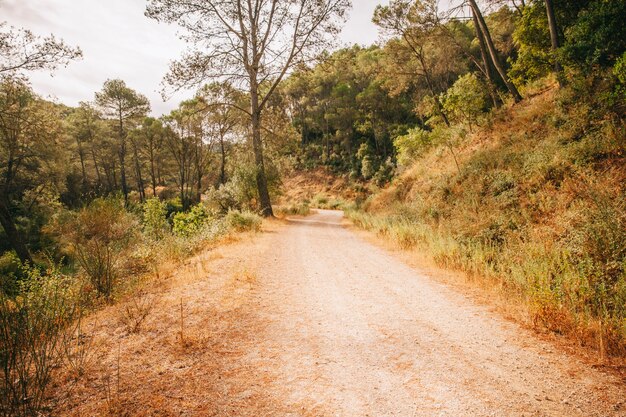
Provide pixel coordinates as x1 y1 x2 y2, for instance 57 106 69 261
1 0 625 415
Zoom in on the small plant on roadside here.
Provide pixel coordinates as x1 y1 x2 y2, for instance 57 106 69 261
51 197 139 300
61 312 101 379
119 289 156 333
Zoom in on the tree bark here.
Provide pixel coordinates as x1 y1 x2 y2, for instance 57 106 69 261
473 11 502 107
219 133 227 185
469 0 523 102
544 0 562 78
90 148 102 191
0 197 32 265
76 138 88 193
132 140 145 203
118 110 129 204
250 78 273 217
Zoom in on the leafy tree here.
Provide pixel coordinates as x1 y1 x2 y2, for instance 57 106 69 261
146 0 351 216
373 0 453 125
95 79 150 205
197 83 245 186
442 73 488 131
132 117 167 197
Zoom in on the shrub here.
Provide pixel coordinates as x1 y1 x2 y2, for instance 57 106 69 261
276 202 311 216
442 73 487 131
394 128 432 170
225 210 262 232
0 264 80 416
142 198 170 241
0 252 24 297
172 204 211 237
54 198 139 300
204 182 242 213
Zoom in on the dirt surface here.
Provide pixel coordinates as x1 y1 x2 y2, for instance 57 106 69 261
54 210 625 416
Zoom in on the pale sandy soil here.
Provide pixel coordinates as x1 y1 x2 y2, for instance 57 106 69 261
52 210 625 416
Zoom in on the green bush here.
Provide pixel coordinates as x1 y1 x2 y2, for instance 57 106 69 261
225 210 262 232
172 204 211 237
394 128 432 170
442 73 488 130
561 0 626 70
0 252 24 297
142 198 170 241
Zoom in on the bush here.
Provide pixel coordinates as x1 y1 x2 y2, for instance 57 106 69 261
561 0 626 70
142 198 170 241
442 73 487 131
172 204 211 237
53 198 139 300
276 202 311 216
0 264 80 416
394 128 432 170
204 182 242 213
225 210 262 232
0 252 24 297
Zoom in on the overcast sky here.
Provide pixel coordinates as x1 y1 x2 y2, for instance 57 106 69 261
1 0 387 116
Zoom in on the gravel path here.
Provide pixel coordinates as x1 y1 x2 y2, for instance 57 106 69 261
243 209 625 416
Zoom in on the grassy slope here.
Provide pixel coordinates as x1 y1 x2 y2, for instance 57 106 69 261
350 82 626 356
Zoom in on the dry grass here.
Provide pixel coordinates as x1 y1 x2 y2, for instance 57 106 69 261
47 221 297 416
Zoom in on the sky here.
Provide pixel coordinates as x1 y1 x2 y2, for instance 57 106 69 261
1 0 385 116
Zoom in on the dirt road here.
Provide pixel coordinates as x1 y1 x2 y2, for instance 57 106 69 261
232 209 624 416
56 209 625 416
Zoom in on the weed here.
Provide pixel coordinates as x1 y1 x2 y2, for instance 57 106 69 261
119 290 156 334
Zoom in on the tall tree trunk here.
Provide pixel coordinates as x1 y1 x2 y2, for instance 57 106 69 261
76 139 88 193
91 148 102 191
219 134 227 185
473 11 502 107
544 0 563 79
149 141 157 197
150 157 157 197
118 112 129 204
469 0 523 102
250 78 273 217
0 197 32 265
132 141 145 203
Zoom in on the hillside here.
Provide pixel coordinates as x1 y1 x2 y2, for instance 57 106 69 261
349 80 626 356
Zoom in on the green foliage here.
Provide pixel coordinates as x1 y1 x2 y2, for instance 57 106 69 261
142 198 170 241
442 73 488 130
561 0 626 70
225 210 262 232
394 128 432 169
0 264 80 416
0 252 24 297
509 2 553 84
172 204 211 237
